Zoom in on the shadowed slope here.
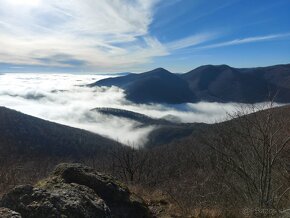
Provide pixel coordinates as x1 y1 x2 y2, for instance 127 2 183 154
92 64 290 104
92 68 195 104
0 107 118 158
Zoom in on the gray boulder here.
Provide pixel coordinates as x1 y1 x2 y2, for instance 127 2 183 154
0 207 22 218
0 163 151 218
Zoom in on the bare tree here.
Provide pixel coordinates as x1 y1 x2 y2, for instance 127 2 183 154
109 144 149 183
202 102 290 210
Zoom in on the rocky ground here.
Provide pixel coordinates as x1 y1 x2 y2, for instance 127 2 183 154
1 163 288 217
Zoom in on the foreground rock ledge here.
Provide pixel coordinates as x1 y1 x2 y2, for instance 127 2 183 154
0 207 22 218
0 163 151 218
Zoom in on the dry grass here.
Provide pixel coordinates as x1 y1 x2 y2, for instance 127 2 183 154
128 185 245 218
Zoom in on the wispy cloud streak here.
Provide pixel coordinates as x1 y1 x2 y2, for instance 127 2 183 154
166 33 215 50
1 0 286 71
0 0 166 70
197 33 290 49
0 0 217 71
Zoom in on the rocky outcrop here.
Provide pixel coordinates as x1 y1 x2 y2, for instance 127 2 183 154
0 163 151 218
0 207 22 218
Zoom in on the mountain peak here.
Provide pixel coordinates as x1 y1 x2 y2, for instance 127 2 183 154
193 64 233 72
144 67 172 75
92 64 290 104
151 67 169 71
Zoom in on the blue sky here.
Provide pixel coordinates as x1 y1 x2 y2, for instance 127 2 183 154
0 0 289 73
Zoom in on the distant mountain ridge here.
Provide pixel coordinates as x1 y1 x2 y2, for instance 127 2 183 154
0 106 202 156
92 107 206 147
92 107 173 125
91 68 195 104
91 64 290 104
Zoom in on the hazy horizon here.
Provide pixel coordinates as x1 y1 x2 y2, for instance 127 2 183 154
1 62 290 75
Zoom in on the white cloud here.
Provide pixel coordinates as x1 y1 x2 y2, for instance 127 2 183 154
0 0 167 70
0 73 157 146
197 33 290 49
0 0 216 71
166 33 215 51
0 73 275 147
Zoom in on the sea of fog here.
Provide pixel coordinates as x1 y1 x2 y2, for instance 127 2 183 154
0 73 268 146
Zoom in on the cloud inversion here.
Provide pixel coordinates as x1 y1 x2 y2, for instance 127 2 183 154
0 73 257 146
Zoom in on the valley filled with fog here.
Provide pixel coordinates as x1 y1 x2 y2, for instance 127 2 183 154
0 73 271 146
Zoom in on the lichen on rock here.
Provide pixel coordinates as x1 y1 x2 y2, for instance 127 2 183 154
0 207 22 218
0 163 151 218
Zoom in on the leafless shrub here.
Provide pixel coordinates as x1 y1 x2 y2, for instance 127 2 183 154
201 102 290 210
